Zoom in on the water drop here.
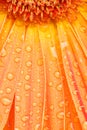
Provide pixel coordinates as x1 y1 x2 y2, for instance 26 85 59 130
16 95 21 101
35 124 40 130
56 84 63 91
24 84 31 90
15 106 21 112
5 108 10 114
14 57 20 63
0 90 3 94
26 61 32 67
15 47 21 53
50 105 54 110
25 46 32 52
37 93 41 98
54 71 60 78
7 73 14 80
33 102 37 107
25 75 30 80
21 115 29 122
6 88 12 94
0 48 7 57
57 112 64 119
59 101 64 107
83 121 87 130
49 82 53 87
1 97 11 106
37 59 43 66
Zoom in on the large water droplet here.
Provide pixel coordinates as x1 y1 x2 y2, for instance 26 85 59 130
0 90 3 94
1 97 11 106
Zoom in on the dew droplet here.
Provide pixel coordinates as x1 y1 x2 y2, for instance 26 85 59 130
6 88 12 94
15 128 20 130
0 90 3 94
21 115 29 122
50 105 54 110
16 95 21 101
15 106 21 112
35 124 40 130
1 97 11 106
57 112 64 119
83 121 87 130
56 84 63 91
25 75 30 80
25 46 32 52
0 48 7 57
24 84 31 91
37 93 41 98
26 61 32 67
7 73 14 80
49 82 53 87
5 108 10 114
33 102 37 107
59 101 64 107
37 59 43 66
54 71 60 78
14 57 20 63
15 48 21 53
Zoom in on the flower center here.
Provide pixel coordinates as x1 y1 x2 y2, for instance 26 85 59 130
1 0 80 22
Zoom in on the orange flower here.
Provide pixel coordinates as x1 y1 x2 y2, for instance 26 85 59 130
0 0 87 130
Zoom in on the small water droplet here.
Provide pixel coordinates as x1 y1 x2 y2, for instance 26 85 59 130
61 42 67 49
37 59 43 66
54 71 60 78
0 48 7 57
25 46 32 52
14 57 20 63
29 111 33 116
37 93 41 98
49 105 54 110
15 106 21 112
16 95 21 101
57 112 64 119
0 90 3 94
83 121 87 130
6 88 12 94
35 124 40 130
24 84 31 91
15 128 20 130
21 115 29 122
26 61 32 67
33 102 37 107
59 101 64 107
15 48 21 53
25 75 30 80
5 108 10 114
56 84 63 91
1 97 11 106
7 73 14 80
49 82 53 87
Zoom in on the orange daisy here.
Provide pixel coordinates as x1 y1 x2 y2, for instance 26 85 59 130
0 0 87 130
